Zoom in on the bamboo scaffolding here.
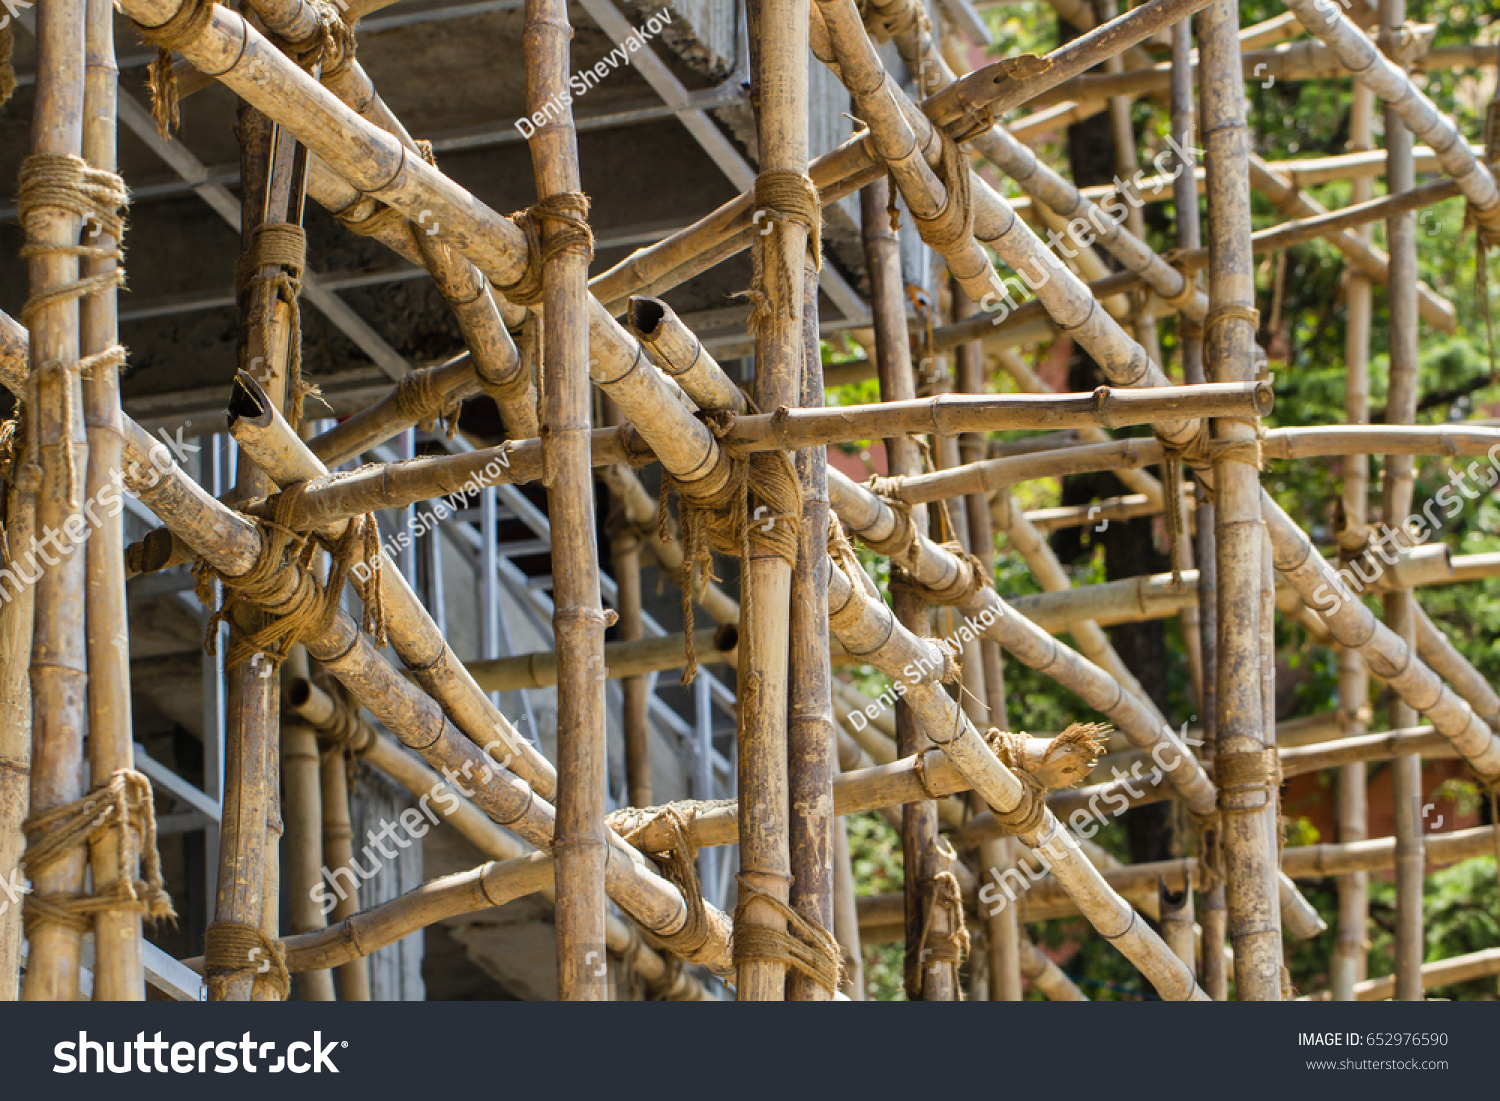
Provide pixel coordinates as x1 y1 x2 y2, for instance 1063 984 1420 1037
1303 947 1500 1001
282 720 334 1000
21 0 93 1002
0 437 35 1001
319 732 370 999
823 535 1207 999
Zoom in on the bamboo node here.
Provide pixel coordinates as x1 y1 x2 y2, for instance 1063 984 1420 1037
20 769 177 937
494 192 594 307
134 0 216 138
275 0 358 80
732 877 843 995
891 541 990 607
205 921 290 1000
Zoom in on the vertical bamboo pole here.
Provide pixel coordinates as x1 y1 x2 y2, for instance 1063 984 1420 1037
211 110 301 1002
1173 12 1225 1001
1199 0 1281 1000
1332 80 1375 1002
1379 0 1424 1002
831 815 865 999
283 718 334 1000
319 743 370 999
523 0 609 1001
79 0 140 1000
0 455 35 1000
861 179 953 1000
613 522 651 808
787 261 835 1000
20 0 90 1002
733 0 808 1001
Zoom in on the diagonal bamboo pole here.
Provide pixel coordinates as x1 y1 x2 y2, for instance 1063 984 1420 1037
824 538 1208 1000
21 0 92 1002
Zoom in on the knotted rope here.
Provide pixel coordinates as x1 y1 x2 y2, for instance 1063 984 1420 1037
657 409 800 688
742 170 822 336
205 920 290 999
981 724 1109 837
277 0 358 79
17 152 130 508
1194 745 1284 894
1159 420 1265 579
856 0 929 45
906 128 974 258
732 877 843 996
21 770 176 936
239 221 316 431
395 365 463 438
136 0 215 137
907 835 969 1000
606 802 716 968
195 485 383 668
493 192 594 307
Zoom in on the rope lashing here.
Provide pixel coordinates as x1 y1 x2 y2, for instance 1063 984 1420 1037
277 0 358 79
135 0 215 138
395 366 464 438
742 170 822 336
732 877 843 996
606 803 717 970
1157 249 1202 318
979 724 1110 837
205 921 290 999
657 407 800 687
21 770 176 937
891 541 991 607
240 221 316 431
196 484 383 668
855 0 929 46
16 152 130 508
907 835 969 1000
906 128 974 257
1216 746 1282 813
336 199 410 242
493 192 595 307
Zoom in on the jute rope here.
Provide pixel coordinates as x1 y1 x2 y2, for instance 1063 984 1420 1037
732 877 843 995
17 152 130 509
909 129 975 257
205 920 290 999
657 407 799 688
21 769 176 936
742 170 822 336
907 835 969 1000
135 0 215 138
856 0 929 45
195 485 383 668
277 0 357 79
493 192 594 307
239 221 317 431
395 366 463 438
605 802 716 968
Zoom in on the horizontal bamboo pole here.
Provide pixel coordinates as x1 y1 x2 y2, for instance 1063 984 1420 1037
466 628 738 692
1302 947 1500 1001
1279 725 1455 777
1031 42 1492 108
828 467 1217 815
888 424 1500 505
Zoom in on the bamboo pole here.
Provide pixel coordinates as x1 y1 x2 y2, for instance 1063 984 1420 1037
787 255 835 1001
612 521 651 809
1303 947 1500 1002
1201 0 1281 1000
0 437 35 1001
522 0 609 1001
831 816 864 999
79 0 142 1001
1379 0 1425 1003
20 0 92 1002
318 737 370 1000
1280 0 1500 236
282 720 334 1000
1020 936 1087 1000
824 541 1207 999
210 110 301 1003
